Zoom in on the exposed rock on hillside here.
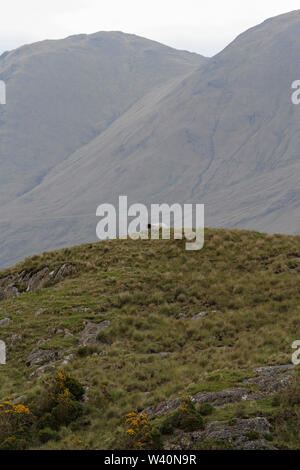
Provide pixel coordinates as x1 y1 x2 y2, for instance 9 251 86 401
79 320 110 346
165 417 274 450
143 365 295 417
0 264 75 302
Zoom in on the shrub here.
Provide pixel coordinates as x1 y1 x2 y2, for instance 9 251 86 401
159 412 180 435
177 397 204 432
159 398 205 435
0 370 85 450
35 370 85 431
0 401 34 448
36 370 84 415
246 430 260 441
77 345 101 357
38 427 60 444
199 403 214 416
122 412 162 450
51 395 83 426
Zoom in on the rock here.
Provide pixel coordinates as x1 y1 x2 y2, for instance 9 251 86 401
0 276 21 301
205 416 270 441
241 439 273 450
29 363 56 378
34 308 47 316
83 387 89 403
26 267 51 292
26 348 57 367
61 354 75 365
143 397 182 417
72 306 91 312
192 387 253 407
51 264 75 282
178 312 187 318
0 318 11 327
11 334 22 345
243 364 295 394
192 311 208 321
64 329 73 338
79 320 110 346
160 352 169 358
164 417 273 450
143 364 295 417
0 264 76 304
12 395 27 404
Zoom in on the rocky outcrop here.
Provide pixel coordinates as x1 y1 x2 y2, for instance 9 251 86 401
0 264 75 302
143 364 295 417
165 417 274 450
79 320 110 346
0 318 11 327
26 348 58 367
10 334 22 345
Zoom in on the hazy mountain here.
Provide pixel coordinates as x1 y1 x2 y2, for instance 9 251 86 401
0 31 204 205
1 11 300 267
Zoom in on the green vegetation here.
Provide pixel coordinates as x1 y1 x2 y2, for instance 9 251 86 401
0 228 300 449
0 371 84 449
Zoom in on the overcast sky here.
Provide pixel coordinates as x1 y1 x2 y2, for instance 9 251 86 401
1 0 300 56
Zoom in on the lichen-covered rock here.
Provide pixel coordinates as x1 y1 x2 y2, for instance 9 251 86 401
10 333 22 345
0 264 75 302
244 364 295 394
143 364 295 417
34 308 47 316
79 320 110 346
164 417 274 450
0 317 11 327
192 312 208 321
26 348 57 367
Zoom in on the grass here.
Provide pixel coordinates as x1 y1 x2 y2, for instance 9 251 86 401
0 228 300 449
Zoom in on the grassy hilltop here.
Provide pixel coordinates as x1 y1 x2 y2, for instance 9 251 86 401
0 228 300 449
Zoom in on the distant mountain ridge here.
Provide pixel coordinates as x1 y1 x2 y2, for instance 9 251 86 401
1 11 300 267
0 31 204 205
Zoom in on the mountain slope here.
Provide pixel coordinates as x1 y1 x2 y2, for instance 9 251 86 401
0 229 299 449
0 31 205 205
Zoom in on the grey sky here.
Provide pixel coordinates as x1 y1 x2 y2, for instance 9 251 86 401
0 0 300 56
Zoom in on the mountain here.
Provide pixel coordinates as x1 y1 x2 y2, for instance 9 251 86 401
1 12 300 267
0 32 205 267
0 229 299 449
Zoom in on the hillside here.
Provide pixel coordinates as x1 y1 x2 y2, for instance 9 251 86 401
1 11 300 268
0 229 300 450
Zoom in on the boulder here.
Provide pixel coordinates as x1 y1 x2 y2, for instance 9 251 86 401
10 333 22 345
26 348 57 367
79 320 110 346
0 317 11 327
164 417 273 450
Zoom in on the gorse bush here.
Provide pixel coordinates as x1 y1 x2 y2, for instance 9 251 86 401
198 403 214 416
0 401 33 449
159 397 205 436
35 370 84 428
122 412 162 450
38 427 61 444
0 371 85 450
177 397 204 432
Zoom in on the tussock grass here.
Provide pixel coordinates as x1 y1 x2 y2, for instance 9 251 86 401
0 228 300 448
